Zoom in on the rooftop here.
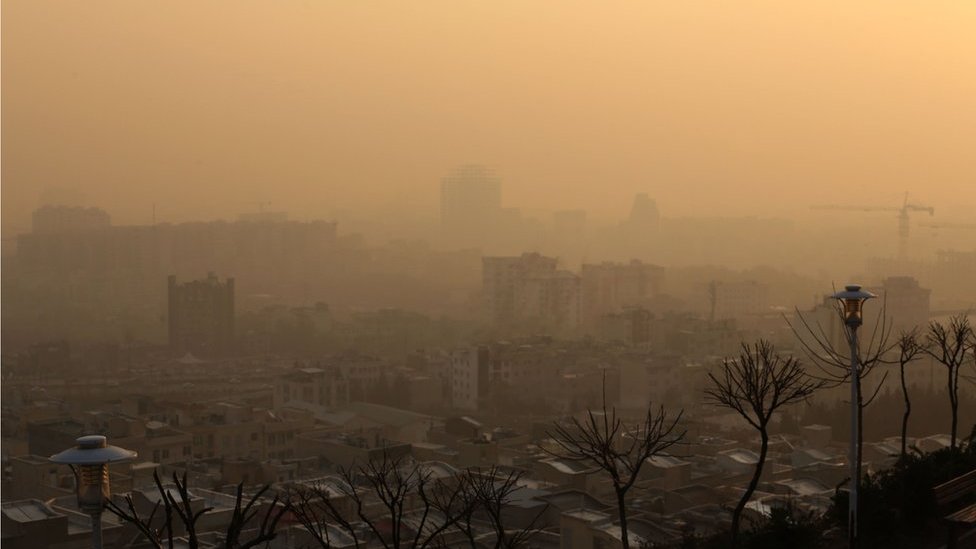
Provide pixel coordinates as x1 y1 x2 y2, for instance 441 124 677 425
2 499 61 523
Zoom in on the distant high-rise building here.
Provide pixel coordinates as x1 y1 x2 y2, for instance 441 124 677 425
31 205 110 234
709 280 769 321
168 273 235 356
581 260 664 324
552 209 587 264
482 252 579 332
872 277 931 334
626 193 660 231
482 253 557 324
617 193 661 260
440 164 502 247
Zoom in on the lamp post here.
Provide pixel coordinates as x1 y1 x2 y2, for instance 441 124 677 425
50 435 136 549
832 284 876 548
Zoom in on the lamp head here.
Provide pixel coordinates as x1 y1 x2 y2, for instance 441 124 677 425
831 284 876 327
50 436 136 513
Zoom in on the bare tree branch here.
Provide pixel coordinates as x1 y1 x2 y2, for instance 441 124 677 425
544 374 684 549
704 339 822 546
923 314 974 450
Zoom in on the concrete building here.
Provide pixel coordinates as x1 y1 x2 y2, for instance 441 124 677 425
450 346 490 411
514 270 581 332
552 209 587 266
168 273 235 356
273 366 350 411
618 354 684 410
1 499 125 549
450 340 569 412
31 205 111 234
581 260 664 325
483 253 579 332
440 164 502 247
616 193 661 261
709 280 770 321
595 307 654 347
483 253 558 324
872 276 931 334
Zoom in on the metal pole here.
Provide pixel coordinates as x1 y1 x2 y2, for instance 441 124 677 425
849 326 859 548
91 511 103 549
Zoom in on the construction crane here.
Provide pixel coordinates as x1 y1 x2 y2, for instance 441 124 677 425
918 221 976 230
811 192 934 261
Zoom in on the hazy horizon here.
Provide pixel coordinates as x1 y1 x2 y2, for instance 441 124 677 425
4 1 976 231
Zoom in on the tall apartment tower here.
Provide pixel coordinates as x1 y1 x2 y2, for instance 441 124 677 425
31 205 111 234
626 193 660 231
167 273 234 356
440 165 502 247
482 252 580 332
580 260 664 324
482 253 558 324
874 276 931 334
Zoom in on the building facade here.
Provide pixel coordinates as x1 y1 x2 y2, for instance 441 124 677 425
581 260 664 325
482 253 579 332
440 164 502 248
450 346 490 411
168 273 235 356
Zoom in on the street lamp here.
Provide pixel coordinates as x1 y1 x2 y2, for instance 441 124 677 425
832 284 876 547
50 435 137 549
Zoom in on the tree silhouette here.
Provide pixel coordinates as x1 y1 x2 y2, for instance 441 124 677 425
787 298 894 488
923 314 975 450
545 383 684 549
290 452 469 549
705 340 821 546
105 470 285 549
894 329 926 459
454 466 547 549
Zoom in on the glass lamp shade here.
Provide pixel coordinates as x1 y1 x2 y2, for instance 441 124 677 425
76 464 110 513
831 284 876 326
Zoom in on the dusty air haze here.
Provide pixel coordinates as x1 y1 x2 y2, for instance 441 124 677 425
4 4 976 549
3 1 975 229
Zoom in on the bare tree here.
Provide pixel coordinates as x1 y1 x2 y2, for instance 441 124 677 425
923 314 975 450
894 329 926 459
222 483 287 549
705 340 821 546
290 452 468 549
105 470 286 549
289 477 362 549
545 390 684 549
454 466 547 549
787 298 894 485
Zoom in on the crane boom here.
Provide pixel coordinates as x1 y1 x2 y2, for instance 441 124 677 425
810 192 933 260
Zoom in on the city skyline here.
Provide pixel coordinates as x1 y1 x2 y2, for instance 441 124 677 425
2 3 975 548
4 2 976 230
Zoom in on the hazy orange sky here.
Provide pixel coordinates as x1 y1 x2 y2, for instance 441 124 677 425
3 1 975 229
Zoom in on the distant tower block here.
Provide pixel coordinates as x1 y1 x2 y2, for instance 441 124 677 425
167 273 235 357
627 193 660 230
440 164 502 247
31 205 110 234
